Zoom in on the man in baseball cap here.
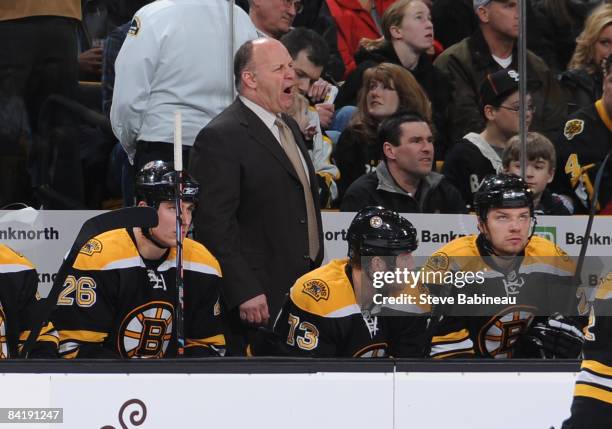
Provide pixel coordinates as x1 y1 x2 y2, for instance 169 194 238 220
434 0 566 143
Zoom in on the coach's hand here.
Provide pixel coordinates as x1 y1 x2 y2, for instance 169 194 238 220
239 294 270 326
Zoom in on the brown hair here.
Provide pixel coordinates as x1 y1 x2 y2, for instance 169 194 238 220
360 0 423 51
568 4 612 74
502 132 556 170
348 63 432 144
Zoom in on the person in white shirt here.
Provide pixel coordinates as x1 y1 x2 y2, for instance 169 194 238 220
111 0 258 204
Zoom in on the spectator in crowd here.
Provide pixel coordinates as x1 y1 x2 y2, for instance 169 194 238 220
341 111 466 213
442 69 534 209
434 0 566 143
249 0 300 38
255 206 429 357
502 132 572 215
431 0 477 49
110 0 257 203
335 0 452 158
333 63 431 200
37 161 226 358
189 39 324 355
0 245 57 358
560 3 612 113
292 0 345 82
529 0 605 76
554 54 612 214
0 1 81 208
326 0 396 77
281 28 340 207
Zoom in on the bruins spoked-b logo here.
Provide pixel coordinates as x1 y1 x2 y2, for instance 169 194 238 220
302 279 330 301
118 301 173 358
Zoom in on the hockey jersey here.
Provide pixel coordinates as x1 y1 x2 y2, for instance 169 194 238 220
426 235 583 358
270 258 429 358
562 280 612 428
47 229 225 358
0 244 57 358
555 99 612 214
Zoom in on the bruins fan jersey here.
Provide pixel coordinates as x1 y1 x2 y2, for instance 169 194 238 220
46 229 225 359
269 259 428 358
562 280 612 428
0 245 57 358
555 100 612 214
426 235 584 359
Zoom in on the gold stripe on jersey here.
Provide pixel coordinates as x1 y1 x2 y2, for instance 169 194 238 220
431 328 470 344
582 360 612 377
186 334 226 348
58 329 107 343
19 322 59 345
595 99 612 132
423 235 575 277
433 349 476 359
73 229 140 271
290 259 361 318
574 384 612 405
0 244 35 272
72 230 223 277
62 350 79 359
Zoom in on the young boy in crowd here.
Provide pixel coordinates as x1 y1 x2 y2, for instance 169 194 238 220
502 132 572 215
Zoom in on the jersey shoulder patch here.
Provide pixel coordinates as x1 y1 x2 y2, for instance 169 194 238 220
563 119 585 140
73 229 139 271
290 259 360 318
302 279 330 302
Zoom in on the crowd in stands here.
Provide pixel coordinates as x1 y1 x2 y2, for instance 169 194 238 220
1 0 611 215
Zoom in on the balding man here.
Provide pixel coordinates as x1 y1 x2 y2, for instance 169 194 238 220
249 0 301 38
189 38 323 355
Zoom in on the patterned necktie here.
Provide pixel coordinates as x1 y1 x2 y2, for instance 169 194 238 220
274 118 320 260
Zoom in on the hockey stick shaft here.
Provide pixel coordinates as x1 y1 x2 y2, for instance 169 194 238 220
174 111 185 356
21 207 158 357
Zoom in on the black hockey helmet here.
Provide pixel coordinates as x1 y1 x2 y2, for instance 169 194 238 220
347 206 418 262
474 173 534 221
135 160 199 207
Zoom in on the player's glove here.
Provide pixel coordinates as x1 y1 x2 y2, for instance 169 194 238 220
523 313 585 359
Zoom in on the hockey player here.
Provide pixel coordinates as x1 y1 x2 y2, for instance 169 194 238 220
41 161 225 358
0 245 57 358
562 279 612 428
426 174 586 359
259 206 429 357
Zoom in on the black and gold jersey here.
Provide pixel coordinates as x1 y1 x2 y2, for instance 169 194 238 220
562 281 612 428
0 244 57 358
555 99 612 214
426 235 583 359
47 229 225 359
270 259 428 358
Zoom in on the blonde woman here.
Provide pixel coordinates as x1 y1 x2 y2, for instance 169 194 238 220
560 3 612 112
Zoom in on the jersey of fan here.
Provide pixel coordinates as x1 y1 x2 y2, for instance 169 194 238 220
562 279 612 428
556 99 612 214
47 229 225 358
426 235 584 359
0 244 57 358
272 258 428 358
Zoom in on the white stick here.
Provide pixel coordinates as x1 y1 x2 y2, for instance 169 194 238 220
174 110 183 171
